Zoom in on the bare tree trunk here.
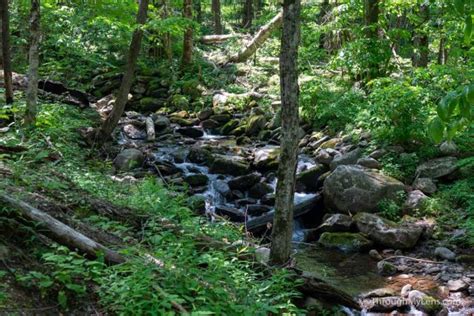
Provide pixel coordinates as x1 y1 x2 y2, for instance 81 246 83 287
437 36 448 65
181 0 193 68
212 0 222 34
161 0 172 61
412 4 429 67
364 0 379 80
0 0 14 104
24 0 40 126
95 0 149 142
270 0 301 266
242 0 253 28
228 11 283 63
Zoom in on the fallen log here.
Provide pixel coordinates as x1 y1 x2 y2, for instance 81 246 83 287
228 11 283 63
200 34 243 44
0 193 125 264
245 194 321 233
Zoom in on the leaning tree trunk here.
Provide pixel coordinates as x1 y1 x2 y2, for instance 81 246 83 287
412 4 429 67
24 0 40 126
228 10 282 63
0 0 14 104
95 0 149 142
270 0 301 265
181 0 193 67
242 0 253 28
212 0 222 34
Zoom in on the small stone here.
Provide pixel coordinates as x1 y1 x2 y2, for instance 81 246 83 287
255 247 270 265
377 261 397 276
447 279 468 292
357 157 381 169
404 190 428 211
400 284 412 297
439 141 458 155
369 249 383 261
434 247 456 261
394 249 403 256
369 149 387 159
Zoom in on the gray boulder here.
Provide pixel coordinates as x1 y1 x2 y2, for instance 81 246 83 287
412 177 437 195
403 190 428 211
357 157 381 169
295 164 328 192
210 155 250 176
214 180 231 198
177 127 204 138
114 149 144 171
323 165 405 213
316 214 354 233
253 147 280 171
246 115 266 136
354 212 423 249
434 247 456 261
228 173 261 190
416 156 458 179
184 174 209 187
249 182 274 199
330 148 363 170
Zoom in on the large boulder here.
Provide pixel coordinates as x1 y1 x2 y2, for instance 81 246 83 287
153 115 171 131
253 147 280 171
353 212 423 249
246 115 266 136
248 182 274 199
412 177 437 195
323 165 405 213
296 164 328 192
318 232 373 252
184 174 209 187
114 149 144 171
416 156 458 179
316 214 354 233
188 146 213 165
330 148 363 170
228 173 261 190
209 155 250 176
221 120 239 135
177 127 204 138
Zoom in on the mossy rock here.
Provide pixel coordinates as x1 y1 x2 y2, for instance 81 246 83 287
246 115 266 136
221 119 239 135
318 232 373 252
230 125 246 136
170 94 190 109
138 97 165 112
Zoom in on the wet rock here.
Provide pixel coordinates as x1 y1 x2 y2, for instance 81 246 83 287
231 190 244 199
315 148 338 165
246 115 266 136
318 232 373 252
214 180 231 198
246 204 272 216
114 149 144 171
177 127 204 138
198 108 214 121
413 177 437 195
330 148 363 170
210 113 232 124
236 135 251 145
221 119 239 135
123 124 146 139
295 165 328 192
377 261 397 276
369 249 383 261
153 115 171 130
404 190 428 211
210 155 250 176
439 141 458 156
253 147 280 171
416 157 458 179
228 173 261 190
170 117 195 127
188 146 213 165
447 279 468 292
248 182 274 199
215 206 245 222
316 214 353 233
261 194 275 206
434 247 456 261
357 157 381 169
354 212 423 249
230 125 246 136
235 198 257 207
323 165 405 213
408 290 443 315
184 174 209 187
138 97 164 112
154 161 180 175
201 119 220 129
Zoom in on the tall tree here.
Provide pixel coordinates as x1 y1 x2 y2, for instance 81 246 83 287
95 0 149 142
364 0 380 80
0 0 14 104
212 0 222 34
160 0 172 60
242 0 253 28
181 0 193 67
24 0 41 126
193 0 202 22
270 0 301 265
412 4 429 67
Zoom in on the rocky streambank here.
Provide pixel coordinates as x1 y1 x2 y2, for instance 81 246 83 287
101 91 473 314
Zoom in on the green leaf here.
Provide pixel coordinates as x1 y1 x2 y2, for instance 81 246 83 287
429 118 445 143
455 0 465 15
58 290 67 309
446 123 458 140
459 98 472 120
437 93 457 122
465 15 472 45
465 84 474 104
